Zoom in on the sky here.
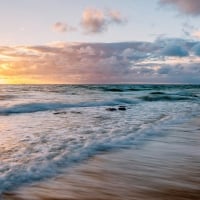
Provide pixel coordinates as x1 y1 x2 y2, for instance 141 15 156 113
0 0 200 84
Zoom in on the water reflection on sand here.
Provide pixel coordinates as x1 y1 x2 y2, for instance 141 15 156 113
3 118 200 200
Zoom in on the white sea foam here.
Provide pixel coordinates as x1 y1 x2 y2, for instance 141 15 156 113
0 85 199 194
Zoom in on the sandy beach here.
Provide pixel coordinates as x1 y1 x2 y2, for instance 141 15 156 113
2 117 200 200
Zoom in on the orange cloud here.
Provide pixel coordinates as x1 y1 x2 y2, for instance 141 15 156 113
0 39 200 84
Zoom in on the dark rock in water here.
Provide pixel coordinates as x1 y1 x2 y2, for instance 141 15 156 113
118 106 126 111
106 106 126 111
54 111 67 115
71 111 82 114
106 107 117 111
150 91 165 95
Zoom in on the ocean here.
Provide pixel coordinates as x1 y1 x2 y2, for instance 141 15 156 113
0 84 200 199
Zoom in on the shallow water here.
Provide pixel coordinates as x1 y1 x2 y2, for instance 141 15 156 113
2 117 200 200
0 84 200 197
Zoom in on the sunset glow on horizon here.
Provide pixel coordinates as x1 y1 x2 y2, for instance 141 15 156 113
0 0 200 84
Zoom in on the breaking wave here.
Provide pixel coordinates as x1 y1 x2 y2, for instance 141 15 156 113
139 92 198 102
0 98 136 115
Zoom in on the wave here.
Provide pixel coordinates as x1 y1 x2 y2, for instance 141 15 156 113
0 95 16 100
139 91 199 102
98 86 152 92
74 84 200 93
0 98 136 115
0 112 181 194
139 95 190 102
69 85 155 92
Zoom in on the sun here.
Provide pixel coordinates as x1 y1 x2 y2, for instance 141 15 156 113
0 77 7 84
0 76 8 85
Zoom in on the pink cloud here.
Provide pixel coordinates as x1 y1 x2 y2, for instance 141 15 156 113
160 0 200 16
53 22 76 33
108 10 127 24
192 31 200 39
81 8 126 34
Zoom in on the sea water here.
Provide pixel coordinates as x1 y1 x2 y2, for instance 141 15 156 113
0 84 199 195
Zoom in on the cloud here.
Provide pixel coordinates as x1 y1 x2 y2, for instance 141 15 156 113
108 10 127 24
77 46 96 56
160 0 200 16
181 22 196 37
192 30 200 39
161 44 189 57
0 38 200 84
192 43 200 56
81 8 106 33
81 8 126 34
121 48 148 60
53 22 76 33
156 63 200 83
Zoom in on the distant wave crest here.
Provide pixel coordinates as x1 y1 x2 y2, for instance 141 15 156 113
0 98 136 115
139 92 198 102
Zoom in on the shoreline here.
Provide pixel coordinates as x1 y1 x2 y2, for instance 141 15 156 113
2 117 200 200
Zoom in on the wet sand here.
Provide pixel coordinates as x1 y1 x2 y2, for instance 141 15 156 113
2 118 200 200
